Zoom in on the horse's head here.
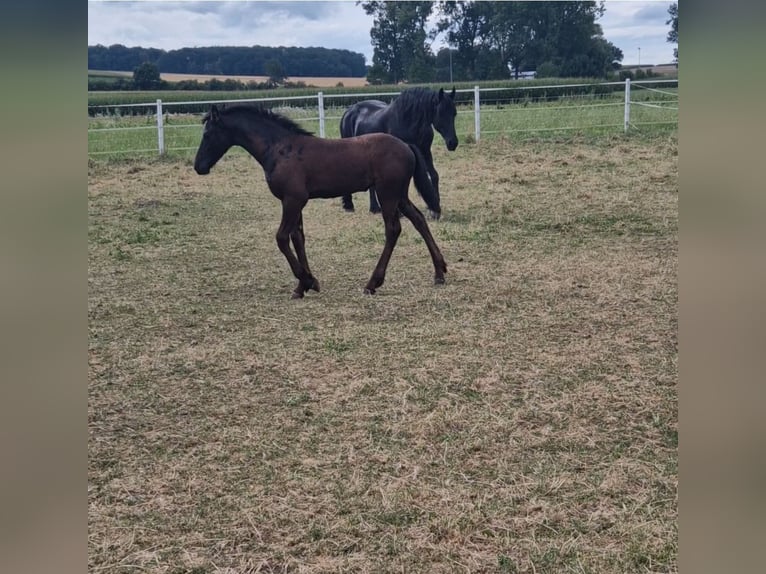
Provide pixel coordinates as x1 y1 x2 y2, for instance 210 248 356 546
194 105 235 175
434 87 459 151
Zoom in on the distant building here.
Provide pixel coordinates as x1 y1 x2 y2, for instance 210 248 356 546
509 69 537 80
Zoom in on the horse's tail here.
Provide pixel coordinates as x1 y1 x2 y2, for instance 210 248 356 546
339 108 354 139
409 145 441 218
408 144 441 218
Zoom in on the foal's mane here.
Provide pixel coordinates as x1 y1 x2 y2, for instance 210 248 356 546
204 104 315 137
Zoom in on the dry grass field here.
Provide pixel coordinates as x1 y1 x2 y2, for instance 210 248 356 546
160 72 368 88
90 70 369 87
88 133 677 573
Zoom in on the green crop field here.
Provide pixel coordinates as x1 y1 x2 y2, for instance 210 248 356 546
89 130 678 573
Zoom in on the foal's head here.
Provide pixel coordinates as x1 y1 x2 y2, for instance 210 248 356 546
194 104 233 175
194 104 314 175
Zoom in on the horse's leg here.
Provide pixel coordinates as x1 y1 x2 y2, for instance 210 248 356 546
364 198 401 294
422 148 441 220
342 193 355 212
398 198 447 285
275 198 316 299
290 213 320 295
368 186 381 214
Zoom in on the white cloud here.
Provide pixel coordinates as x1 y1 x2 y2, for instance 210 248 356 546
599 1 676 65
88 1 375 61
88 0 678 68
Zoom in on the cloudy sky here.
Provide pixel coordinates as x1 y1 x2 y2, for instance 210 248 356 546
88 1 677 67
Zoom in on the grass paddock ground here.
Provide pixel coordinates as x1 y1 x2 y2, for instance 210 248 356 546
88 133 678 573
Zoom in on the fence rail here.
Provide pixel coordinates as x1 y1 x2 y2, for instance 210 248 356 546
87 79 678 158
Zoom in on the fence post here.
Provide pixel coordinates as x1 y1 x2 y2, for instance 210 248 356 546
156 99 165 155
623 78 631 133
474 85 481 142
318 91 325 138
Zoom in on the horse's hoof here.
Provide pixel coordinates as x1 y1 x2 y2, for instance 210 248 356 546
370 208 381 215
343 206 355 212
427 209 441 221
291 292 304 299
434 276 446 285
310 278 320 292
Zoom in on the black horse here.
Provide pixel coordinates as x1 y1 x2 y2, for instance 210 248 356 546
194 104 447 299
339 87 458 219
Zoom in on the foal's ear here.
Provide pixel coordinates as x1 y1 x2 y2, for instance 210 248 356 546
210 104 220 122
450 86 456 99
438 87 445 101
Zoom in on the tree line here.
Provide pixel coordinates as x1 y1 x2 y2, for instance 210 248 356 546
89 61 322 92
364 1 629 84
88 44 367 78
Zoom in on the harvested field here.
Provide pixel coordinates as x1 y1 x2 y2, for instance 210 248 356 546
88 133 678 573
88 70 369 87
160 72 368 87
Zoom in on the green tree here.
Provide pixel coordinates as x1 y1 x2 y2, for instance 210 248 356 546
361 1 434 83
132 61 161 90
533 1 608 75
666 2 678 61
435 0 620 79
485 1 534 78
90 45 367 78
435 0 492 80
265 59 287 85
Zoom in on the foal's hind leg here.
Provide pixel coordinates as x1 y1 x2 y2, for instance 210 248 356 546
398 198 448 285
275 198 319 299
364 199 401 294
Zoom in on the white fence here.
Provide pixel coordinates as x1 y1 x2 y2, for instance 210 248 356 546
87 79 678 157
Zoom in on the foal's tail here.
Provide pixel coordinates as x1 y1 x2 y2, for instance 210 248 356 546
408 144 441 218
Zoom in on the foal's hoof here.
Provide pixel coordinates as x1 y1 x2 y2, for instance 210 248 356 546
427 209 441 221
434 275 446 285
343 206 355 212
292 277 319 299
369 208 382 215
364 275 384 294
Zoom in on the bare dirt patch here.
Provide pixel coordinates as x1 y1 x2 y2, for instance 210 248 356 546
89 134 677 573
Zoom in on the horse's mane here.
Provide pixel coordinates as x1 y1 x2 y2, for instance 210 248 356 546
390 88 439 123
204 104 315 137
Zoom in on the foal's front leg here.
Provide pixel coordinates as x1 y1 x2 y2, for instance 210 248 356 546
275 199 319 299
368 187 382 214
290 213 320 296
